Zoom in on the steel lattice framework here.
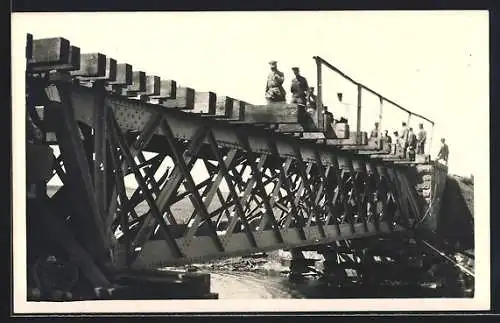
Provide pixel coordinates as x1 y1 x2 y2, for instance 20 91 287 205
25 35 431 279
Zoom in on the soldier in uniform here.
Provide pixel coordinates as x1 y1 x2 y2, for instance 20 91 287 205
265 60 286 103
416 123 427 155
290 67 309 105
400 121 409 158
437 138 449 164
306 86 317 114
370 122 380 138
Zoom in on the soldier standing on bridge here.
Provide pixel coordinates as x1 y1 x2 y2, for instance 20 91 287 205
290 67 309 106
407 127 417 161
306 86 317 114
265 60 286 104
370 122 380 138
417 123 427 155
437 138 449 165
400 122 409 158
381 130 392 153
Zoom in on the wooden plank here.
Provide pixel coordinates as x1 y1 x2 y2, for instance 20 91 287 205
145 75 161 95
150 80 176 99
71 53 107 77
339 144 377 150
242 103 303 124
340 140 380 151
301 132 325 140
162 86 195 109
125 71 146 93
299 137 325 143
74 55 118 82
193 92 216 114
370 154 400 160
30 44 80 72
323 137 358 145
135 75 161 97
275 124 304 132
108 63 133 85
215 96 233 117
322 131 369 146
232 99 245 120
29 37 74 70
103 57 117 82
359 150 390 155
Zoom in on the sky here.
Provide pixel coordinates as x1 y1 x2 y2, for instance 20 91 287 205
12 11 489 178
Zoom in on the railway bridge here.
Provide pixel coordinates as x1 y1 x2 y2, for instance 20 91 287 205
24 34 449 300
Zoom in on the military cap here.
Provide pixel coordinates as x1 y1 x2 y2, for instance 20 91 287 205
291 67 299 71
269 60 278 65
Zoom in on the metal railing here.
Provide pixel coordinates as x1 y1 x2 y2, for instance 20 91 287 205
313 56 435 146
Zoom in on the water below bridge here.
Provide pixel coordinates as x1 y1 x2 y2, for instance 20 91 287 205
164 249 474 299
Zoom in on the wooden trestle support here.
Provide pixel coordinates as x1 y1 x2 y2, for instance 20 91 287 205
24 35 447 301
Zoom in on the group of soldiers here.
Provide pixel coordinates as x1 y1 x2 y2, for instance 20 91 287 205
265 60 317 112
371 121 449 164
265 60 449 164
371 121 428 161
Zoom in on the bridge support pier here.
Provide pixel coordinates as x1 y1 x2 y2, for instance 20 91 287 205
309 236 474 297
285 248 321 280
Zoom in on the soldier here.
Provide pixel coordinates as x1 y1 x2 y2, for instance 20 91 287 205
370 122 380 138
437 138 449 164
400 122 409 158
407 128 417 161
290 67 309 105
381 130 392 153
393 131 402 156
323 106 335 136
382 130 392 143
306 86 317 114
417 123 427 155
407 127 417 148
265 60 286 103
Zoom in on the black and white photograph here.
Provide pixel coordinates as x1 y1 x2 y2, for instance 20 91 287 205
12 10 489 313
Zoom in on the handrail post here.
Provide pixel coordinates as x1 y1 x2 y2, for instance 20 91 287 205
314 56 324 131
378 95 383 139
428 123 434 160
311 55 434 126
356 84 362 144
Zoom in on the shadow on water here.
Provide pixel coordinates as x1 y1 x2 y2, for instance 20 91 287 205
208 252 474 299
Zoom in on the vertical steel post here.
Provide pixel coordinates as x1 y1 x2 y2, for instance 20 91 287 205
356 84 362 144
428 123 434 159
315 57 323 131
378 95 383 139
93 80 108 221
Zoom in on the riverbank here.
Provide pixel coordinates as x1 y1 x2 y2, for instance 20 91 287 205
437 174 474 250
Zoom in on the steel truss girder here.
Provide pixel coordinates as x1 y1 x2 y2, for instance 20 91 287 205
33 78 423 270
